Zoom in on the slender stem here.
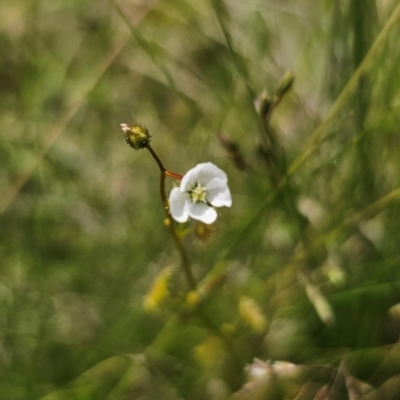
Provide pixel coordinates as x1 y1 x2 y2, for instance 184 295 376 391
165 170 183 180
169 225 197 290
146 144 166 174
145 144 242 367
146 145 197 290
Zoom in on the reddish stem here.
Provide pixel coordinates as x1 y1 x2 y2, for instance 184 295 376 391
145 144 196 289
165 170 183 180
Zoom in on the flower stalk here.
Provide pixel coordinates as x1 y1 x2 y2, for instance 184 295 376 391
122 123 242 368
120 123 195 288
145 143 197 290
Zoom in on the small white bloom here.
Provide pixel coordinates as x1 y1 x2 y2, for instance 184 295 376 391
169 162 232 224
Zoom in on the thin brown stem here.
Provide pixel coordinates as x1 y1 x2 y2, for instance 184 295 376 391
146 144 166 173
165 170 183 180
146 145 196 290
169 224 197 290
145 144 242 367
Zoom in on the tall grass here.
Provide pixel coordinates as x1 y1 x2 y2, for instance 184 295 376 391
1 0 400 398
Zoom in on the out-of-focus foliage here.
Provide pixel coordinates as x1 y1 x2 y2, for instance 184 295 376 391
1 0 400 398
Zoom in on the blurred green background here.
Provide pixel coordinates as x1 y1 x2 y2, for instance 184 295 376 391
2 0 400 398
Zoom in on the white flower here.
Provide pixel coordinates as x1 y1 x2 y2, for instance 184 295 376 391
169 162 232 224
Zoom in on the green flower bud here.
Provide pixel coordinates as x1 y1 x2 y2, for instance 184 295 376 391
121 123 151 150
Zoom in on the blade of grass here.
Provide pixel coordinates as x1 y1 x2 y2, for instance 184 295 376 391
0 4 159 216
349 0 376 206
110 0 176 90
221 3 400 260
293 186 400 267
110 0 201 119
288 2 400 177
210 0 276 148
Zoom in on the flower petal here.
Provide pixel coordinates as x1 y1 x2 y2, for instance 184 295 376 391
196 162 227 185
206 178 232 207
169 187 189 223
187 202 217 224
180 162 227 192
180 164 202 192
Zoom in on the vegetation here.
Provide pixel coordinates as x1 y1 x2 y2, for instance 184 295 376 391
2 0 400 398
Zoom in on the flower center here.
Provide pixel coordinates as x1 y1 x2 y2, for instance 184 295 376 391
189 183 207 203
